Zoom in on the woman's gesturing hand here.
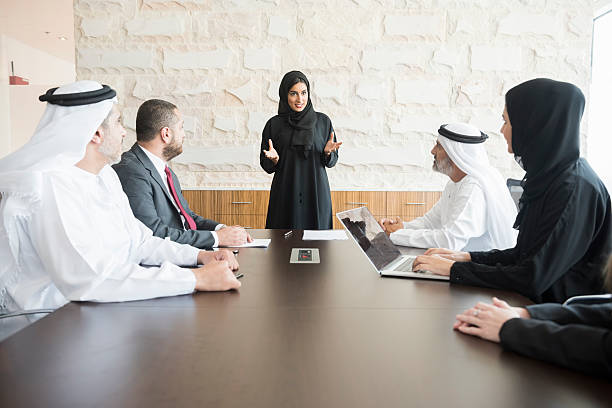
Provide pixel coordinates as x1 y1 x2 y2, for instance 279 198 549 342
324 131 342 156
263 139 279 164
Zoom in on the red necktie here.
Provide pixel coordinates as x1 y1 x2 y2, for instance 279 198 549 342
165 165 197 230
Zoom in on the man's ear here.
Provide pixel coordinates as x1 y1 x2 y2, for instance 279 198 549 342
91 128 104 145
160 127 172 144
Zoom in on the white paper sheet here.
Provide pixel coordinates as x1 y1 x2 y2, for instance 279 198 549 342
223 239 271 248
302 230 348 240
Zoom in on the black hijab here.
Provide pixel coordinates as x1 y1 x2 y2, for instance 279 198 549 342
277 71 317 153
505 78 584 226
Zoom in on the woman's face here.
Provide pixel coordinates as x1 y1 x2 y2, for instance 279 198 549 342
287 81 308 112
500 105 513 154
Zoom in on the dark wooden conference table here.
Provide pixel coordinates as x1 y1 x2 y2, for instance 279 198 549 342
1 230 610 407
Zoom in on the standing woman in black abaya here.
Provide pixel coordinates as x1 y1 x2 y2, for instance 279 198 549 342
260 71 342 230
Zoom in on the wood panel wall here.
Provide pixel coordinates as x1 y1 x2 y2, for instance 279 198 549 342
182 190 441 229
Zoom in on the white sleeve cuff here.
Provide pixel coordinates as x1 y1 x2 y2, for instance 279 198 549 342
185 244 200 266
211 231 219 247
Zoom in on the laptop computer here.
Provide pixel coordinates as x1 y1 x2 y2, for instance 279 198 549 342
336 206 449 281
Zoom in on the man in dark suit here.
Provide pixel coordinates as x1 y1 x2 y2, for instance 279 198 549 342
113 99 251 249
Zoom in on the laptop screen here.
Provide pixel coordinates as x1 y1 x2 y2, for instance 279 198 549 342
337 207 402 270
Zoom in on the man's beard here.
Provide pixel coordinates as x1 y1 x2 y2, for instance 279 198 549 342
98 138 121 165
432 156 452 176
163 137 183 161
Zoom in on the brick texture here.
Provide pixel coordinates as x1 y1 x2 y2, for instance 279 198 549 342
75 1 592 190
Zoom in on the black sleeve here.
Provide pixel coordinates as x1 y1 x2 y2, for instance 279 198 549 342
499 317 612 379
470 247 517 266
525 302 612 329
320 122 338 168
450 182 601 301
113 165 215 249
260 119 279 174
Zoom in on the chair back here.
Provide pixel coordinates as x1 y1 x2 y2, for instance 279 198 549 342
562 294 612 306
506 178 523 209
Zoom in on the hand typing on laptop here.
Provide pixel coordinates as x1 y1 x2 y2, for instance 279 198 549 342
412 253 455 276
424 248 471 262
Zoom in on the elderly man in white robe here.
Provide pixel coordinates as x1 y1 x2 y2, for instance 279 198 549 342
0 81 240 316
379 123 517 252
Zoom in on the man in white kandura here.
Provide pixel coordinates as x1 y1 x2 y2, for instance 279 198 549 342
379 123 517 252
0 81 240 314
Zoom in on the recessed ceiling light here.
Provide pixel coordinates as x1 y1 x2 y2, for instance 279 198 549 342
58 36 67 41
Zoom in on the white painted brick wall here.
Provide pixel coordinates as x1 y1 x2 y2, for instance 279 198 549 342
356 81 382 101
208 13 261 40
179 83 213 96
78 49 155 69
303 10 381 43
183 115 198 134
163 50 232 71
312 79 346 105
192 14 210 38
568 12 592 37
81 19 113 38
244 48 278 71
390 115 452 134
432 47 461 69
471 46 523 72
132 80 153 99
75 1 593 190
268 16 296 40
395 79 450 106
122 107 139 131
247 112 270 135
334 115 382 134
143 0 208 4
126 16 185 36
213 115 236 132
361 46 432 71
227 80 259 105
266 82 279 102
498 13 560 37
384 15 446 39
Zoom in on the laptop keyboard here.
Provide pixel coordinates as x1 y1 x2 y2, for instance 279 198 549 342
395 257 416 272
394 256 428 274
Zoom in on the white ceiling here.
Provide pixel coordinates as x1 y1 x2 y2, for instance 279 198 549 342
0 0 75 63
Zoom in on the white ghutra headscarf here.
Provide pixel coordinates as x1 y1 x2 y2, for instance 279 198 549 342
437 123 518 250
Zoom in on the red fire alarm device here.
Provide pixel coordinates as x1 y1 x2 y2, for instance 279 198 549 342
8 61 29 85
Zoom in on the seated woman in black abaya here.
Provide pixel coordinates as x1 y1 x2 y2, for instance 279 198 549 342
260 71 342 230
413 78 612 304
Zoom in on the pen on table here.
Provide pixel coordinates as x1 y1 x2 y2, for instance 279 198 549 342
234 273 244 279
284 230 293 238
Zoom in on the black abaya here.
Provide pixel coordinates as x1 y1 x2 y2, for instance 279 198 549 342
450 79 612 303
499 299 612 379
261 113 337 229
